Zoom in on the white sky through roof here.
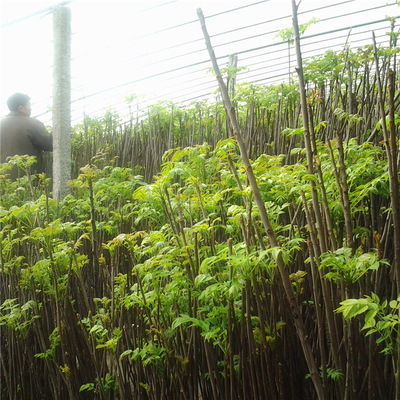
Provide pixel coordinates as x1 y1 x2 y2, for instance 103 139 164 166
0 0 398 125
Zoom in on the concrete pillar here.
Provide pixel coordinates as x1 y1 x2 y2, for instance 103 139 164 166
52 5 71 201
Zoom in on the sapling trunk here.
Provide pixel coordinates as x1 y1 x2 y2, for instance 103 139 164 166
306 238 328 388
72 250 91 313
373 33 400 294
204 340 220 399
239 215 249 253
336 132 355 251
86 172 101 299
244 280 259 400
227 153 265 249
308 104 337 250
176 193 196 282
160 189 179 236
239 286 247 400
373 35 400 398
387 69 400 286
198 7 325 399
301 191 345 396
251 269 272 398
291 1 327 256
227 297 235 399
327 139 344 205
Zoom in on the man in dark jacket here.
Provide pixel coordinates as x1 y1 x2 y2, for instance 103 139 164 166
0 93 53 179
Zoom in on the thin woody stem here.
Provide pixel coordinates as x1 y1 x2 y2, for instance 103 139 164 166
197 7 325 399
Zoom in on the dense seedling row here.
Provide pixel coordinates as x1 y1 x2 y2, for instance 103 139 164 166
1 39 399 399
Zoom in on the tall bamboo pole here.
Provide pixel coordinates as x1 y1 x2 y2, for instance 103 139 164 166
197 8 325 400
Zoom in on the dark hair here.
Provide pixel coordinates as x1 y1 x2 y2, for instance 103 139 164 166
7 93 31 112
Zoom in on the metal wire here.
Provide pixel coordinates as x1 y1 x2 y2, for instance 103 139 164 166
3 0 397 124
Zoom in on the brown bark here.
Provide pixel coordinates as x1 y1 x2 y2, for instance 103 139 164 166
372 33 400 293
197 7 325 400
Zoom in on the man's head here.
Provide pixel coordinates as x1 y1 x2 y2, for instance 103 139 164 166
7 93 32 116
